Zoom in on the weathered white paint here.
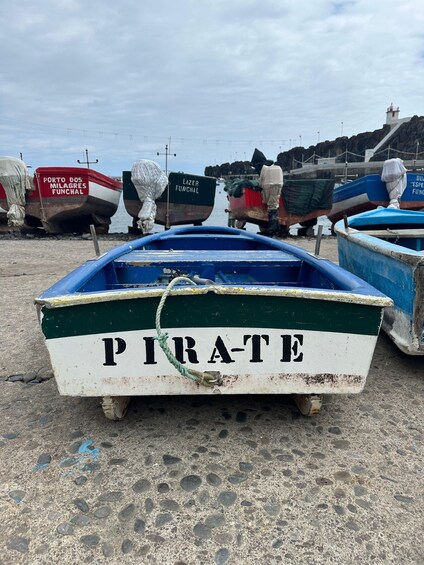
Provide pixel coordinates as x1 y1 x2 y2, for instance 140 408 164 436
329 193 369 216
383 305 422 355
89 181 121 205
46 327 378 396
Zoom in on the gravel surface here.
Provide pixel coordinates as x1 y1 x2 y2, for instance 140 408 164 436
0 235 423 564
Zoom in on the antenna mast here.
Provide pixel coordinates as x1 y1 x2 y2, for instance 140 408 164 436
157 139 176 229
77 149 98 168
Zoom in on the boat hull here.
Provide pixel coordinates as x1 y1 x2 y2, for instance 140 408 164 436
0 167 122 233
336 215 424 355
229 183 331 231
328 173 424 224
123 171 216 228
36 225 390 398
40 290 383 396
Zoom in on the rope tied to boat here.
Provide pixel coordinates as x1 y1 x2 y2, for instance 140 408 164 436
154 276 221 388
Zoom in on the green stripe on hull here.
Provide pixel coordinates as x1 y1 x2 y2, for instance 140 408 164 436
41 294 382 340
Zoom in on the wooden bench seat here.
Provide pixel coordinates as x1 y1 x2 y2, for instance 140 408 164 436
114 249 302 268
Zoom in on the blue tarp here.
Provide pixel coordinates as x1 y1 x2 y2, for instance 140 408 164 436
348 207 424 228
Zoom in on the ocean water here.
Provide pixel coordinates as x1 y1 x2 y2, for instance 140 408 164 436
109 183 332 235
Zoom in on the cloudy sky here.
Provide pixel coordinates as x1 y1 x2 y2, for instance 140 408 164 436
1 0 424 176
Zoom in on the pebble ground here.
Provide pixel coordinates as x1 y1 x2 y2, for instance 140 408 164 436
0 235 423 564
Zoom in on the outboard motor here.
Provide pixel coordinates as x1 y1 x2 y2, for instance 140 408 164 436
381 158 407 209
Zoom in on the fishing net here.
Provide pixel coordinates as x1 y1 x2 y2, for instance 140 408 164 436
224 178 262 198
281 179 334 215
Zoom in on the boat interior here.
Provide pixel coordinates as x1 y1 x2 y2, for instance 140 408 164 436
78 233 337 292
353 227 424 252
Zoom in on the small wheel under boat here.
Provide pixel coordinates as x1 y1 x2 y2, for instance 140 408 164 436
297 226 314 237
298 218 317 236
293 394 323 416
278 225 290 238
299 218 318 228
101 396 131 421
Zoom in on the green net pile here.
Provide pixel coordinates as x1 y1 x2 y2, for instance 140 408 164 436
224 177 334 216
282 179 334 215
224 178 262 198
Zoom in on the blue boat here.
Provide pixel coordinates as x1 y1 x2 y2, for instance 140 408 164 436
327 172 424 226
35 226 391 419
335 208 424 355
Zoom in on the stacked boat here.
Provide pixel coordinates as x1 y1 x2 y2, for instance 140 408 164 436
327 158 424 226
335 208 424 355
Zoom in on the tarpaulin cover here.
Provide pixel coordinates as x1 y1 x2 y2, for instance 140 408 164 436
282 179 334 216
381 158 407 208
250 148 274 175
0 156 31 227
224 178 262 198
348 207 424 228
131 159 168 233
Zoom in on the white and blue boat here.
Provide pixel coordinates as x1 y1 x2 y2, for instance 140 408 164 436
327 172 424 225
35 226 391 419
335 208 424 355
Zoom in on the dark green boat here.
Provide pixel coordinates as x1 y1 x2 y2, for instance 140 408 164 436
123 171 216 230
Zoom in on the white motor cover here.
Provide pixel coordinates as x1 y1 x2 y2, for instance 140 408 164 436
381 158 407 208
0 156 32 227
259 164 284 187
131 160 168 233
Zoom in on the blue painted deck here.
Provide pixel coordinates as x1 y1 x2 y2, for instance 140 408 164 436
38 226 388 300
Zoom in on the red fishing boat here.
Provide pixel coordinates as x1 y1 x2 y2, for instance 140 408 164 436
0 164 122 233
228 178 334 235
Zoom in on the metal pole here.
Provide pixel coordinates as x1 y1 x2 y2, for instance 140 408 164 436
157 143 176 229
165 145 169 228
314 224 323 255
345 143 348 182
35 170 48 226
90 224 100 256
343 214 349 231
